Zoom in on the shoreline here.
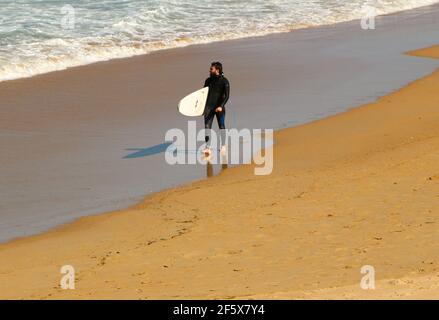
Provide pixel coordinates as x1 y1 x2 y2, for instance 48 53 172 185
2 3 439 243
0 44 438 299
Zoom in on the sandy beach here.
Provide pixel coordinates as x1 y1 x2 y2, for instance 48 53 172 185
2 3 439 243
0 32 438 299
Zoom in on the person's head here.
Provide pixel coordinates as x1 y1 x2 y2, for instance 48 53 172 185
210 61 223 76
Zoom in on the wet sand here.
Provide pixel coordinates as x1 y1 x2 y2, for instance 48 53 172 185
2 4 439 242
0 42 438 299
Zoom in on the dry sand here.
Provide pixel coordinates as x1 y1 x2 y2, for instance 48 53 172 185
0 45 438 300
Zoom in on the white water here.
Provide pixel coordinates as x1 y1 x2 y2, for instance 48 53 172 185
1 0 438 81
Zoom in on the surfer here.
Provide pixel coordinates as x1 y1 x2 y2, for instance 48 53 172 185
203 61 230 156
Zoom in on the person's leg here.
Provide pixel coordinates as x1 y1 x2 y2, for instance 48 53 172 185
204 109 215 146
216 109 227 147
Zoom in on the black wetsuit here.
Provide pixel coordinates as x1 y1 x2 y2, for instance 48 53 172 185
203 74 230 130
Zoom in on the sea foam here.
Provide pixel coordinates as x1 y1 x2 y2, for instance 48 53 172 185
0 0 438 82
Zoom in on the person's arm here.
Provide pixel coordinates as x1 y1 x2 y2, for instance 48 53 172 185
219 78 230 108
203 78 209 88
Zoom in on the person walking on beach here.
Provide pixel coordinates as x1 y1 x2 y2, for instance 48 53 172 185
203 61 230 156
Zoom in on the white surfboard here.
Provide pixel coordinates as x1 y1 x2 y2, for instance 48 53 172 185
178 87 209 117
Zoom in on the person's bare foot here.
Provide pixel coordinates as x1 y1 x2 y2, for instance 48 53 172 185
220 145 227 156
203 147 212 157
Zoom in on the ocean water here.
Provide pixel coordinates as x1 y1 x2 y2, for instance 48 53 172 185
0 0 438 81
